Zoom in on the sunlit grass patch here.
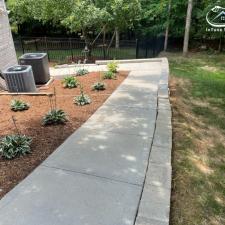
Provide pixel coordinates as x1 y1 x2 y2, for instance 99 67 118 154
168 53 225 225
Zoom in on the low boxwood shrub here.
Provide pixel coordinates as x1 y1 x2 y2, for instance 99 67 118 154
92 82 106 91
42 109 67 126
103 71 116 80
62 76 79 89
10 99 30 112
107 61 118 73
76 68 89 76
0 135 32 159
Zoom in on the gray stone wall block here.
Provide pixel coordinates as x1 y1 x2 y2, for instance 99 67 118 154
138 185 170 223
145 163 172 189
149 146 171 166
153 122 172 149
135 216 169 225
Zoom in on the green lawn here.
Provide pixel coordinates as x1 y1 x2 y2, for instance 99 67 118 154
167 52 225 225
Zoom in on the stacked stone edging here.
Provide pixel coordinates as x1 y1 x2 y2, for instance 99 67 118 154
135 58 172 225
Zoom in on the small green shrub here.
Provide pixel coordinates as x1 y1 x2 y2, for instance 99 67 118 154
10 99 30 112
74 94 91 106
92 82 106 91
42 109 67 126
76 68 89 76
62 76 79 88
0 135 32 159
74 85 91 106
103 71 116 80
107 61 118 73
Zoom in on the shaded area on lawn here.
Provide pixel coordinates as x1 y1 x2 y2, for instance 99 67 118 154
167 52 225 225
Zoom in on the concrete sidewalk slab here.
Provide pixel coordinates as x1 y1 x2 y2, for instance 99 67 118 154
117 74 159 91
50 61 162 78
127 71 161 83
0 166 141 225
0 58 172 225
82 105 157 137
105 90 158 109
117 82 158 94
43 129 152 185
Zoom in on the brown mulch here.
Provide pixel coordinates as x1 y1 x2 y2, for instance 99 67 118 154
0 71 128 199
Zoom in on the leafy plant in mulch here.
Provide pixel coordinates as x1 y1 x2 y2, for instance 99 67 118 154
42 88 68 126
107 61 118 73
42 109 67 125
74 85 91 106
0 116 32 160
10 99 30 112
0 134 32 159
76 68 89 76
103 71 116 80
92 82 106 91
62 76 79 89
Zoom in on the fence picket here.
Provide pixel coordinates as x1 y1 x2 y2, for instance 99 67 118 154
13 36 164 64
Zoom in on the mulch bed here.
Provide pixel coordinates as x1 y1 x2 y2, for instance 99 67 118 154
0 71 128 199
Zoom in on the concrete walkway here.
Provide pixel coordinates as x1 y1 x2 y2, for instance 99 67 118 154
0 58 172 225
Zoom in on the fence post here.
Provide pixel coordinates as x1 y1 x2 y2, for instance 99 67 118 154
20 37 24 54
103 45 106 60
35 39 38 51
145 39 148 58
44 37 50 61
135 39 139 59
153 37 156 57
69 38 74 61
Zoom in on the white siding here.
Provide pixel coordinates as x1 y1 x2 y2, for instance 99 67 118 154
0 0 17 72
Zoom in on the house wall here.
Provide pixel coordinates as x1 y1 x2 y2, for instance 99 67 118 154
0 0 17 73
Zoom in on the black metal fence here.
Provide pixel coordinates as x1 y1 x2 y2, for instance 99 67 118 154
14 37 164 64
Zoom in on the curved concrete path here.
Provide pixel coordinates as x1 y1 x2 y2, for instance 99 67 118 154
0 58 172 225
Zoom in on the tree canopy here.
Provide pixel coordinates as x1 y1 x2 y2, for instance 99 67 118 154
7 0 225 51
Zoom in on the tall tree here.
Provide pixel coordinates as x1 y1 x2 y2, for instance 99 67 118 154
10 0 108 46
62 0 109 47
139 0 169 37
183 0 193 56
164 0 171 51
105 0 142 48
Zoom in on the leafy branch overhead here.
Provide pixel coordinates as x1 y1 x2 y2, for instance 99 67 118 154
7 0 223 53
8 0 141 39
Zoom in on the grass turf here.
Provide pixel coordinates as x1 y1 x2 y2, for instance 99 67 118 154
167 52 225 225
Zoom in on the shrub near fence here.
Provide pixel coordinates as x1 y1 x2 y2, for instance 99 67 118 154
14 37 164 64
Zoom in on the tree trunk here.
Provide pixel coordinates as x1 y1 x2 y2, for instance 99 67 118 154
183 0 193 57
103 25 106 59
82 30 89 47
218 32 223 52
103 25 106 46
82 29 92 57
115 27 120 49
164 0 172 51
